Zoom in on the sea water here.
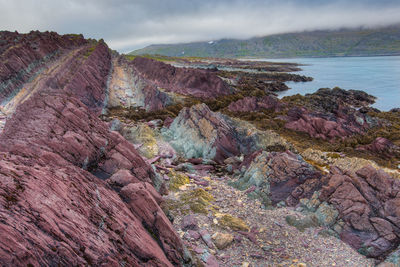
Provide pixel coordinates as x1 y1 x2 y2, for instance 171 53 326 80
264 56 400 111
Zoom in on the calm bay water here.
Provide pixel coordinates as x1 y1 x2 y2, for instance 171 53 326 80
264 56 400 111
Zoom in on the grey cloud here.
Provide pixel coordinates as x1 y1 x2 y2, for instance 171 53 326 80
1 0 400 52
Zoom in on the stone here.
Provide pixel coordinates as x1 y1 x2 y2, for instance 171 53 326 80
200 229 215 249
162 103 291 163
232 151 322 207
283 88 378 140
357 137 400 159
217 214 249 231
121 123 159 159
212 232 234 250
285 215 319 232
107 169 140 189
187 230 201 240
182 214 198 231
201 250 219 267
315 202 339 227
318 165 400 258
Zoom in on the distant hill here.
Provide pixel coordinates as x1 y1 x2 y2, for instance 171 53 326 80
131 25 400 58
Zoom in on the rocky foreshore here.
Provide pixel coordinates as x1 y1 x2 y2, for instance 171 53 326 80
1 31 400 266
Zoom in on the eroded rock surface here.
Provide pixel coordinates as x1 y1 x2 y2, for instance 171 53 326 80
162 103 292 163
107 56 172 111
0 33 188 266
131 56 232 99
0 31 87 103
232 150 322 207
357 137 400 159
283 88 379 140
318 166 400 259
228 96 284 113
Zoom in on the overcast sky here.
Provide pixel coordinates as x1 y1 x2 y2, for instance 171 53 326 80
1 0 400 53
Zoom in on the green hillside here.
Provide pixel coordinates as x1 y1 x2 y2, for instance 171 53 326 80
131 25 400 58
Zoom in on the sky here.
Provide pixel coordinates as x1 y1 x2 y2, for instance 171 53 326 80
1 0 400 53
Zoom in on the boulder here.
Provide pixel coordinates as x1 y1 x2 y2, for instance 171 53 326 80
319 165 400 258
232 151 322 206
162 103 292 163
212 232 234 250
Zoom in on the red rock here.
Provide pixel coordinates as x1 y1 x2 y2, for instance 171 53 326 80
357 137 400 159
182 214 199 230
0 32 188 266
131 56 232 99
107 169 141 188
319 165 400 258
0 31 87 103
284 101 376 141
227 96 284 113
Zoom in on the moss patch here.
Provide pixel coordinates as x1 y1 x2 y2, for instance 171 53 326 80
168 170 190 191
327 152 341 159
167 188 215 215
218 214 249 231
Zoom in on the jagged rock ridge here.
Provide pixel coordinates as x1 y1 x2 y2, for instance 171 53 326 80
0 31 189 266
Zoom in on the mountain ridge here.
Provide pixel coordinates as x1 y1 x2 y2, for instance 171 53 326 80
131 25 400 58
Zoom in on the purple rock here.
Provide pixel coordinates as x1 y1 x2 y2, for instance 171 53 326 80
182 215 198 231
200 229 215 249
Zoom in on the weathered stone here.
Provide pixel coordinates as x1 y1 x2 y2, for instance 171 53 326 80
212 232 234 250
200 229 215 249
232 151 322 207
217 214 249 231
162 103 292 163
228 95 284 113
121 123 159 158
182 214 198 231
283 88 378 140
319 165 400 258
357 137 400 159
132 56 232 99
315 202 339 227
0 32 189 266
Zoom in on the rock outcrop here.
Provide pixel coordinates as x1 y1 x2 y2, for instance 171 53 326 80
232 150 322 207
0 32 189 266
227 96 283 113
357 137 400 159
107 56 172 111
162 103 292 163
0 31 87 103
317 166 400 259
284 105 374 140
131 56 232 99
283 88 378 140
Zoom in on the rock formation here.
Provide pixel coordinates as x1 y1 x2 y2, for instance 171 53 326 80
0 31 189 266
318 166 400 259
1 30 400 266
228 96 283 113
162 103 291 163
131 56 233 99
232 151 322 207
282 88 379 140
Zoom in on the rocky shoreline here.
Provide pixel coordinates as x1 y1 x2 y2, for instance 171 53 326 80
1 31 400 266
